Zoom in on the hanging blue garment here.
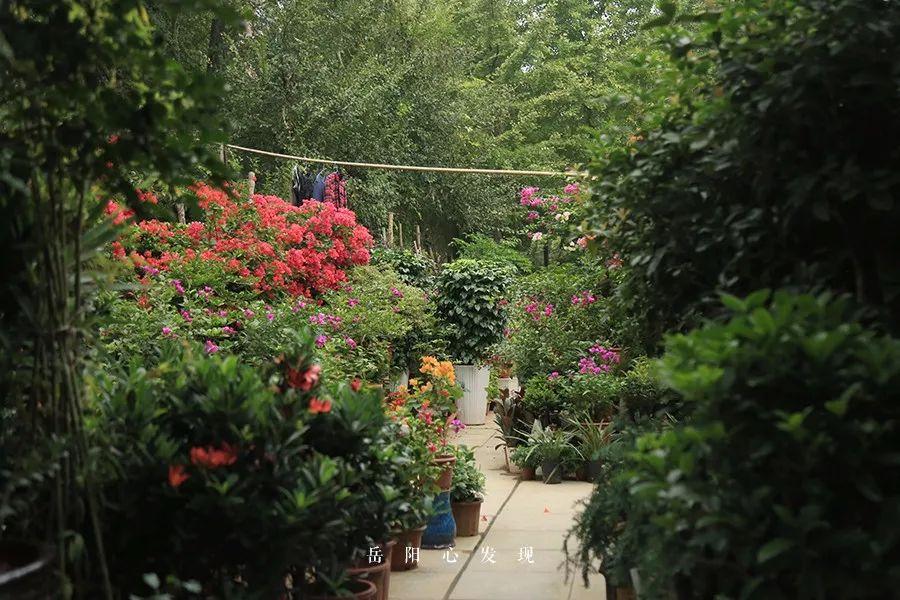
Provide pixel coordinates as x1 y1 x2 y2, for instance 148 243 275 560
312 170 326 201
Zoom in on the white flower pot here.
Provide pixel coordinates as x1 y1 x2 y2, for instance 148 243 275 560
453 364 490 425
392 370 409 390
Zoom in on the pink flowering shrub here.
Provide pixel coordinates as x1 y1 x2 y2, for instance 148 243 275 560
502 262 639 380
518 184 581 250
578 345 621 375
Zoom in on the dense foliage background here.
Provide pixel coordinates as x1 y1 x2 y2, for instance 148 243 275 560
147 0 699 255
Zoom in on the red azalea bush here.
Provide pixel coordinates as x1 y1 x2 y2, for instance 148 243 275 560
113 184 373 297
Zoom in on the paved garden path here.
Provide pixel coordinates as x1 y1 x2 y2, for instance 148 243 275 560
390 418 606 600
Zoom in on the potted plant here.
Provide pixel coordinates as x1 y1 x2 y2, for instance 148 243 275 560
436 260 510 424
382 387 440 572
388 357 464 549
450 446 486 537
536 428 580 484
565 412 613 481
509 444 540 480
513 420 580 484
493 395 527 471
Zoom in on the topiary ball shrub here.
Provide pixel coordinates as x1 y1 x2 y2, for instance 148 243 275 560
436 259 509 365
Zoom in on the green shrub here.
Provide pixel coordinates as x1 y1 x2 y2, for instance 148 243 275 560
452 233 532 275
436 259 510 364
450 445 486 503
571 292 900 598
97 262 438 385
523 372 622 424
618 356 668 417
509 444 540 470
371 247 436 289
564 373 622 421
565 414 655 588
521 375 565 421
313 264 436 382
86 335 402 596
583 0 900 345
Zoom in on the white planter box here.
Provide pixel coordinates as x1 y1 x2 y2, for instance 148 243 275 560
453 364 490 425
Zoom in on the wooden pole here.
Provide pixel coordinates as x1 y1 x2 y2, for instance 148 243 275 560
381 227 387 246
416 224 422 253
248 171 256 196
387 212 394 247
398 222 404 248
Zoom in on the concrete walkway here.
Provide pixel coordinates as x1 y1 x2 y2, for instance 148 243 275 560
390 418 606 600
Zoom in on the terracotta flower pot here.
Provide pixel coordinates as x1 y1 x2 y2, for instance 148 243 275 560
391 525 426 572
451 499 483 537
520 466 536 481
308 578 377 600
347 540 396 600
434 454 456 491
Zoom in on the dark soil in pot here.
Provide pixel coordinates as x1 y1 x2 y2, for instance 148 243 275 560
587 458 603 481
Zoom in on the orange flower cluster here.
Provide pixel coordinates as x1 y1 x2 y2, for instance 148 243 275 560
190 442 239 469
308 397 332 414
420 356 455 383
168 464 190 489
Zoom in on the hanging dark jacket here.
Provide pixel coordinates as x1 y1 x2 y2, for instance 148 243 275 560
290 165 314 206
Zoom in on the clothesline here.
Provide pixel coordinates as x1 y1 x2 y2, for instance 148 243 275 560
225 143 577 178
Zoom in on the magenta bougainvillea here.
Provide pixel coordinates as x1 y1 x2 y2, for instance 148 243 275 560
112 184 373 297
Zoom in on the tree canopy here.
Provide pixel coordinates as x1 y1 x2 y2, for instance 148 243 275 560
150 0 684 254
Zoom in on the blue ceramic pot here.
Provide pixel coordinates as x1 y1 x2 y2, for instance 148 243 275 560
421 490 456 549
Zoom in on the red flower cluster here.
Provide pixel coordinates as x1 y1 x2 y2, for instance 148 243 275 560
115 183 373 297
189 442 239 469
285 364 322 391
168 464 190 488
308 397 332 414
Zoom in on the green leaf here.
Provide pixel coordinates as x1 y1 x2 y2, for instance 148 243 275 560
757 538 794 563
143 573 161 590
720 293 745 312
